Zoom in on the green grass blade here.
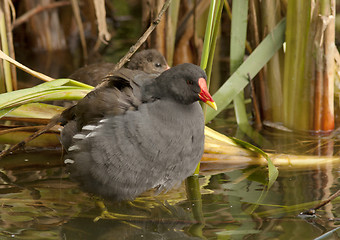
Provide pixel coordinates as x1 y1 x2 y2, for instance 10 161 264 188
229 0 248 74
230 137 279 189
0 88 91 110
205 0 223 83
200 0 218 70
195 0 221 175
205 18 286 123
65 79 94 88
201 0 223 121
0 78 93 110
0 9 13 92
230 0 249 126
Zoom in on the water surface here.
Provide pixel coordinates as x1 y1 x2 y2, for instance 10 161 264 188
0 146 339 240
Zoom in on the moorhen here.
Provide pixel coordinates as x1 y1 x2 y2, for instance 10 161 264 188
69 49 169 86
63 63 217 201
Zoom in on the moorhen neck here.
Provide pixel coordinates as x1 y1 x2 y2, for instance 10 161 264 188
63 63 216 201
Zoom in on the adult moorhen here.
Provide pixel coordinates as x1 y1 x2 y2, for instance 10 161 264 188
63 63 217 201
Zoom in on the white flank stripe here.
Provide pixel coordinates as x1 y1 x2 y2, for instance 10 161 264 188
64 159 75 164
86 131 98 138
68 145 80 151
82 125 97 131
73 134 86 140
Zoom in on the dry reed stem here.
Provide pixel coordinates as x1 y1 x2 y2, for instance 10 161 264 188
321 7 335 131
12 1 70 29
0 50 54 82
3 0 16 90
93 0 111 44
71 0 88 62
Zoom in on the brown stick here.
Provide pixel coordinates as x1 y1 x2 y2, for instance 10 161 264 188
12 1 70 29
102 0 172 81
301 189 340 215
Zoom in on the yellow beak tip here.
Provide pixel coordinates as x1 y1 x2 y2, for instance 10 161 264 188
206 101 217 111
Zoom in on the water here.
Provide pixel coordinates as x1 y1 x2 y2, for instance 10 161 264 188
0 147 339 240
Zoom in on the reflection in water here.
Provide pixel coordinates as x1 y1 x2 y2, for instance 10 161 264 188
0 150 339 239
62 205 202 240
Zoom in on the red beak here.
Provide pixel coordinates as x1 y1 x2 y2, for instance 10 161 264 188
198 78 217 110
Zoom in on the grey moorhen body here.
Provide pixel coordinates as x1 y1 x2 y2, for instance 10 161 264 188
63 63 216 201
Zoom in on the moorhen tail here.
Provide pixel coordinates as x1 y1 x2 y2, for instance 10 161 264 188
69 49 169 86
63 63 217 201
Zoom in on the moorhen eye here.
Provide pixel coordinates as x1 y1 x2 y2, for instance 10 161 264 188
187 80 194 85
155 63 162 68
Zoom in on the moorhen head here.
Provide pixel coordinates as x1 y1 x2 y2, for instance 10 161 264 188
125 49 169 74
63 63 216 201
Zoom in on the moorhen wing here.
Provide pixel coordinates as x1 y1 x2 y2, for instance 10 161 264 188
63 63 217 201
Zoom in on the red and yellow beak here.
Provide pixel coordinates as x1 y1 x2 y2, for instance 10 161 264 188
198 78 217 110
